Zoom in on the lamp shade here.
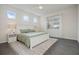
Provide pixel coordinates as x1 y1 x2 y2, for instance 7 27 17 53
8 23 16 30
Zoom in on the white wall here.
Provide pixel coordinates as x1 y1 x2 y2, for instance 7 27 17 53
0 5 8 43
0 5 41 43
40 5 77 40
40 17 48 32
61 5 77 40
77 5 79 42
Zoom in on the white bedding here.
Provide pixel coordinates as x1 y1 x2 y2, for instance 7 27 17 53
18 32 49 49
22 32 47 37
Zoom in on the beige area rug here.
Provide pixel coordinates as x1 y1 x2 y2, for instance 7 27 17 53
9 38 58 55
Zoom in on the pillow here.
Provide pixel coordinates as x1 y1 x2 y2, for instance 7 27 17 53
20 29 35 33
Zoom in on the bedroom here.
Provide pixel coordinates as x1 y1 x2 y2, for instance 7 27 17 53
0 4 79 55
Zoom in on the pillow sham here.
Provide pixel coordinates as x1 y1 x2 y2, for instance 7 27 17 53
20 29 35 33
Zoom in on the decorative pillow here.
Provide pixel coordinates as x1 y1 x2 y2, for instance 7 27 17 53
20 29 35 33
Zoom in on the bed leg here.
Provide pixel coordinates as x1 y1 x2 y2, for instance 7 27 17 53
30 46 32 49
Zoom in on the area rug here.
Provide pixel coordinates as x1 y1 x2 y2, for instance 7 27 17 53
9 38 58 55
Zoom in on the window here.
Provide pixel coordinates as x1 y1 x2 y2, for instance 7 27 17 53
23 16 29 22
53 25 59 29
7 10 16 19
52 16 60 29
33 18 37 23
47 16 61 29
53 22 59 25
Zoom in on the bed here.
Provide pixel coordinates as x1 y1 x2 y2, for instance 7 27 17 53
17 29 49 49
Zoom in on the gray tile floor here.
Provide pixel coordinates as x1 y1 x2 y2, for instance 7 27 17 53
44 39 79 55
0 43 18 55
0 39 57 55
0 39 79 55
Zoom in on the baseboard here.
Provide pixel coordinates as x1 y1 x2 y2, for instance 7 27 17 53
50 36 76 41
0 42 8 45
0 41 7 44
77 40 79 43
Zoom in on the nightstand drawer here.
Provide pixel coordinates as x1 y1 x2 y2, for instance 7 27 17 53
8 37 16 43
8 34 16 38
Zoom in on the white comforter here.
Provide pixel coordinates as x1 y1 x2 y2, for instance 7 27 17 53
21 32 48 37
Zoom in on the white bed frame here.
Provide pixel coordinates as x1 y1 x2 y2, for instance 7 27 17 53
29 34 49 49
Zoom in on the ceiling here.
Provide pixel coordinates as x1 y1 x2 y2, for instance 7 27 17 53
10 4 75 16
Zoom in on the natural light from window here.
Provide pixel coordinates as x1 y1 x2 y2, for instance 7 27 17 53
23 16 29 22
33 18 37 23
7 10 16 19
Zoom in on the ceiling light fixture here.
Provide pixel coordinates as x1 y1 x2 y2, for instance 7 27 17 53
38 6 43 9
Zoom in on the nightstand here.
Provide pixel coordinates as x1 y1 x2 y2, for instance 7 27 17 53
8 33 17 43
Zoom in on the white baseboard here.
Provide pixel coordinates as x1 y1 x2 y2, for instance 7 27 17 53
0 40 7 44
77 40 79 43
